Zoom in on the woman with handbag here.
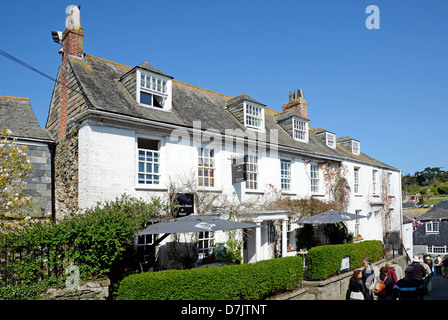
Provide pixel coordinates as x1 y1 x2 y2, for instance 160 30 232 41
346 270 367 300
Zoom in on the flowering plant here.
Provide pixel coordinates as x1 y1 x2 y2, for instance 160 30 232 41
0 124 39 233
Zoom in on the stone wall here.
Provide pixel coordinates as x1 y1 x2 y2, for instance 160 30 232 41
270 255 409 300
22 142 54 217
54 127 79 220
39 277 110 300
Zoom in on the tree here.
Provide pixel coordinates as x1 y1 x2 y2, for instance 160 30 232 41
0 124 39 233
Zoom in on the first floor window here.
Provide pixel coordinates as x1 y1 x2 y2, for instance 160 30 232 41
198 147 215 187
310 163 319 193
426 221 439 234
354 167 360 194
198 231 214 258
372 169 378 194
137 138 160 185
281 160 291 191
245 154 258 190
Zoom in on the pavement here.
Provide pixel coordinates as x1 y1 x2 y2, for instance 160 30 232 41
425 274 448 300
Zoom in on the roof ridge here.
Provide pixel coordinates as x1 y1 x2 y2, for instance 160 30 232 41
0 95 29 101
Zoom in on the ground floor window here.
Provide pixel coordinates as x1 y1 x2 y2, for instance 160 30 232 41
198 231 214 259
427 245 448 254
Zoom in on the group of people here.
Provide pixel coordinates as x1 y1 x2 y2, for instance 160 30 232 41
346 255 447 300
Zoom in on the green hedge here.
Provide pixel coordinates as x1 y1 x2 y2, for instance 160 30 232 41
116 256 303 300
306 240 383 280
0 195 162 285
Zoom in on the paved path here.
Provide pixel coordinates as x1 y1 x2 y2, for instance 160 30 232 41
425 275 448 300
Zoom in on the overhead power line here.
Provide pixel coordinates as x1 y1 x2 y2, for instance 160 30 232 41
0 48 56 82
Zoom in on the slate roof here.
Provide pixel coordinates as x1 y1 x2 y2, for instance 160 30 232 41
419 201 448 220
68 54 399 171
0 96 53 141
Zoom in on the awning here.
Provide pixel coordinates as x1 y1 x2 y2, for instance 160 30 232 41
296 209 367 224
138 214 262 235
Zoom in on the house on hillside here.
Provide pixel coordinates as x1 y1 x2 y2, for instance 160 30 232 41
413 200 448 257
0 96 54 219
45 7 403 267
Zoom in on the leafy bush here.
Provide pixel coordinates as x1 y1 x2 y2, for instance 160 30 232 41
306 240 383 280
0 195 163 286
116 256 303 300
0 280 61 300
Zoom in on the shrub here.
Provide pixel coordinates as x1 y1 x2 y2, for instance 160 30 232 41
306 240 383 280
116 256 303 300
0 195 164 286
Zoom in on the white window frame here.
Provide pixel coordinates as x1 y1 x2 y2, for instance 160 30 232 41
425 221 439 234
427 245 447 254
310 163 319 194
352 141 360 155
198 231 215 259
245 154 258 190
281 159 292 191
244 102 264 130
354 167 360 194
293 117 308 142
372 169 378 195
137 69 171 110
136 137 161 187
326 132 336 148
198 147 215 188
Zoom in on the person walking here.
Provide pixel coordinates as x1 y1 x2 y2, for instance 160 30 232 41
386 261 398 287
392 260 403 281
434 255 443 276
376 266 394 300
442 255 448 278
393 266 424 300
423 256 433 294
409 256 427 299
346 270 367 300
362 257 375 300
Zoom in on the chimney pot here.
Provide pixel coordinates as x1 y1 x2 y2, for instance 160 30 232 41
283 89 308 119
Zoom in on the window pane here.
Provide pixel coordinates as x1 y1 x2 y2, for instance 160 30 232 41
140 92 152 106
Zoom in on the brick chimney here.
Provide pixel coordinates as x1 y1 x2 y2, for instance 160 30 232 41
58 5 84 140
62 5 84 61
282 89 308 120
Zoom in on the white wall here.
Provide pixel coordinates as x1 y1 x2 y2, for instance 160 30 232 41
78 120 402 243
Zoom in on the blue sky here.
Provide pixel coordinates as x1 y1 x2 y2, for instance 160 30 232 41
0 0 447 175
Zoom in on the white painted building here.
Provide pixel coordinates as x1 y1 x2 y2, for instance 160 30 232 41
47 8 403 268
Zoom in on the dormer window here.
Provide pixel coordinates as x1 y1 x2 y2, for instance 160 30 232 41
326 132 336 148
336 137 360 155
293 117 308 142
244 102 264 130
136 69 172 111
352 141 360 155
